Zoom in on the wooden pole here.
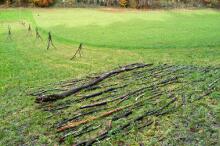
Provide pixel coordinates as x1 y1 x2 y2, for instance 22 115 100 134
28 24 31 32
70 43 83 60
47 32 56 50
35 27 43 40
7 25 12 40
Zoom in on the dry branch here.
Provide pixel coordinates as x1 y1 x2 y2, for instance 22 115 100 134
58 92 163 131
75 85 127 102
58 105 131 132
30 63 220 145
36 63 153 103
73 98 176 146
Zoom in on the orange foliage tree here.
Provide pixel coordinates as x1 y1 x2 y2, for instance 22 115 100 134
119 0 128 7
33 0 54 7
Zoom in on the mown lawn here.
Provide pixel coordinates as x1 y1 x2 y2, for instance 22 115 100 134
0 8 220 145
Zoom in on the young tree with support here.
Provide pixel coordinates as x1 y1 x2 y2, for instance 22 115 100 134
47 32 56 50
35 27 43 40
28 24 31 31
21 21 25 26
7 25 12 40
28 24 32 35
70 43 83 60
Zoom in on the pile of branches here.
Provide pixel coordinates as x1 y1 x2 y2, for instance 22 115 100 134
30 63 220 145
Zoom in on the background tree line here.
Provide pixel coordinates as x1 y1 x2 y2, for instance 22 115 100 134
0 0 220 8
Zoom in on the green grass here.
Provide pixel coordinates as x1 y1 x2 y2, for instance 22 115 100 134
34 9 220 49
0 8 220 145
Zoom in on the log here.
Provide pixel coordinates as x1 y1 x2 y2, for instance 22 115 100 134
79 87 146 109
58 92 163 131
112 110 132 121
31 63 220 145
134 97 177 121
74 130 109 146
36 63 153 103
76 84 127 102
55 107 109 128
73 97 176 146
59 124 100 142
57 105 131 132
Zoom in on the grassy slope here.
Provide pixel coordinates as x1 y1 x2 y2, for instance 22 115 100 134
35 9 220 49
0 8 219 145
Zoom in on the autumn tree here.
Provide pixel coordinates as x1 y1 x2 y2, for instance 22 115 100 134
33 0 54 7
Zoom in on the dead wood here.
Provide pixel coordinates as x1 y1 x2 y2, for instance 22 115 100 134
115 75 180 105
59 124 100 142
79 86 146 109
84 85 101 91
196 78 219 100
57 105 131 132
74 130 109 146
30 63 220 145
134 97 177 121
75 85 127 102
29 88 66 96
73 98 174 146
55 107 110 128
46 105 71 112
58 92 163 131
57 91 161 129
36 63 152 103
112 110 132 121
208 78 220 88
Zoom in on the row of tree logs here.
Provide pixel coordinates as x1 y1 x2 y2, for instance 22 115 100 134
31 63 220 145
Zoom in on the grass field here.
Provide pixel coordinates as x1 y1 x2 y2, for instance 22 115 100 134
0 8 220 145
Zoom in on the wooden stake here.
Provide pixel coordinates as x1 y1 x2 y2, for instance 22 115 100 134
28 24 31 32
35 27 43 40
21 21 25 26
47 32 56 50
7 25 12 40
70 43 83 60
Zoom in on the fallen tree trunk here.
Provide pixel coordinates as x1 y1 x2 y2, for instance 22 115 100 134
36 63 153 103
